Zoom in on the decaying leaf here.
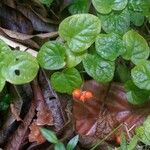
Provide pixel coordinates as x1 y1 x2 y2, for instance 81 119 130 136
29 121 45 144
73 80 150 145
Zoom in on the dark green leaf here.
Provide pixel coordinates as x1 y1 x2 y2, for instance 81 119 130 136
66 135 79 150
131 60 150 90
50 68 83 94
130 11 144 26
40 128 59 144
69 0 89 14
59 14 101 53
125 80 150 105
2 51 39 84
37 41 66 70
99 8 130 35
54 142 66 150
122 30 150 64
0 94 11 111
95 33 125 61
83 54 115 83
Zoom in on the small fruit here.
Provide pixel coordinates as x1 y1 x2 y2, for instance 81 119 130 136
80 94 86 102
116 135 121 145
72 89 81 99
84 91 93 99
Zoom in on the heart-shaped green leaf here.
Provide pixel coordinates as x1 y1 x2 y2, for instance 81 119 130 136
131 60 150 90
92 0 128 14
99 8 130 34
51 68 82 94
83 54 115 83
122 30 150 64
95 33 125 61
59 14 101 53
2 51 39 84
37 41 66 70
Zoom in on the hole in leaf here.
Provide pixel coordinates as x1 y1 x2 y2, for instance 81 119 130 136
15 69 20 76
16 58 19 61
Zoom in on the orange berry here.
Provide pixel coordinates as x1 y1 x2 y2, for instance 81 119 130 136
72 89 81 99
116 135 121 145
84 91 93 99
80 94 86 102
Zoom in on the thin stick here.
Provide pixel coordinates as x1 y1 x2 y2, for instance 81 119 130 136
90 123 123 150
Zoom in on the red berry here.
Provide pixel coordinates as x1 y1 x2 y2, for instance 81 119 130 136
72 89 81 99
80 94 86 102
116 135 121 145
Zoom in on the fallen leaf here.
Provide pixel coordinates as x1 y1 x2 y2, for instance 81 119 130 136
73 80 150 145
29 121 45 144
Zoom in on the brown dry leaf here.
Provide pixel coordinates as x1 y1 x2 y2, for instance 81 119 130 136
31 79 53 126
28 121 45 144
73 80 150 144
10 104 22 122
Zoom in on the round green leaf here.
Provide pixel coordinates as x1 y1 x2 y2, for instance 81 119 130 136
83 54 115 83
92 0 127 14
50 68 82 94
66 48 87 68
37 41 66 70
99 8 130 34
59 14 101 53
125 80 150 105
95 33 125 61
2 51 39 84
131 60 150 90
122 30 150 64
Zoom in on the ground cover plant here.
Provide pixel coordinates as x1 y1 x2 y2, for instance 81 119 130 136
0 0 150 149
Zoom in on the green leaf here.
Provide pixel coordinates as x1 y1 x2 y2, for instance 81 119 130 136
122 30 150 64
127 135 138 150
92 0 128 14
83 54 115 83
99 8 130 35
136 115 150 145
2 51 39 84
66 135 79 150
120 133 127 150
112 0 128 11
130 11 144 26
95 33 125 61
40 128 59 144
50 68 83 94
54 142 66 150
0 39 11 52
69 0 89 14
59 14 101 53
66 48 87 68
131 60 150 90
125 80 150 105
37 41 66 70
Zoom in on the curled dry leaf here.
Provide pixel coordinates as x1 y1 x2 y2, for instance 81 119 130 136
29 121 45 144
73 80 150 144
